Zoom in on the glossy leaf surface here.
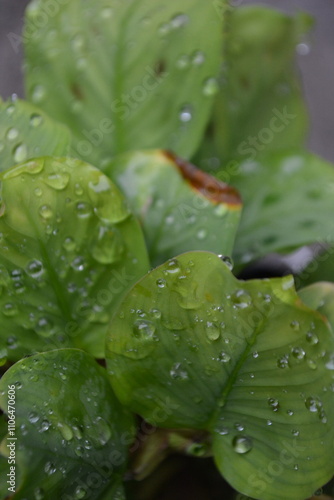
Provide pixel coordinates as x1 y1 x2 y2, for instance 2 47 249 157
0 349 133 499
0 157 149 361
24 0 223 167
106 251 334 500
107 150 242 266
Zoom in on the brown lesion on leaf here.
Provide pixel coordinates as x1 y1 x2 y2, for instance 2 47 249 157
154 60 167 77
163 150 242 208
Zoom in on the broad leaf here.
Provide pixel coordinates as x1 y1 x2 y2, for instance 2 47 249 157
24 0 223 168
106 150 242 266
299 282 334 334
106 251 334 500
0 97 72 172
0 157 149 361
194 6 310 169
0 348 133 499
228 151 334 266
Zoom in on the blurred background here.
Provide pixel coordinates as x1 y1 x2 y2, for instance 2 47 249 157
0 0 333 163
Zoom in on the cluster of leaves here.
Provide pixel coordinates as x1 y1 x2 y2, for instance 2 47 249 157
0 1 334 499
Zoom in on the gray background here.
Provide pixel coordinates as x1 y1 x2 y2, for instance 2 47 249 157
0 0 334 162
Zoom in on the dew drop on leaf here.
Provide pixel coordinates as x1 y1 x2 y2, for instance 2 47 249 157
30 113 43 127
202 77 219 96
170 362 189 380
44 172 70 190
219 255 234 270
219 351 231 363
75 486 87 499
156 278 167 288
57 422 74 441
6 127 19 141
29 411 40 424
76 201 93 218
39 204 53 220
133 319 156 340
63 236 76 252
32 85 46 103
206 321 220 341
13 143 28 163
306 331 319 345
290 320 300 332
232 435 253 454
268 398 280 412
2 303 18 317
179 105 193 123
26 259 44 279
291 346 305 360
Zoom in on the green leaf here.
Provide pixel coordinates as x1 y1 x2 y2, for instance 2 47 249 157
194 6 311 169
295 248 334 289
106 150 242 267
24 0 223 168
228 151 334 266
299 282 334 334
0 97 72 172
106 251 334 500
0 348 133 500
0 156 149 361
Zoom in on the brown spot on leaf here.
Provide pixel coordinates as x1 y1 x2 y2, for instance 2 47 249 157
163 150 242 207
70 82 84 100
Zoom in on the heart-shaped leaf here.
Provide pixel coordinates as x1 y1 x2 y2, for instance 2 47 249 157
106 150 242 266
0 157 149 361
106 251 334 500
0 97 72 172
24 0 223 168
194 6 311 169
228 151 334 266
0 348 133 499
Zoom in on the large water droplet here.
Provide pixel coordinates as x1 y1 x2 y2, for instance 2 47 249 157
13 143 28 163
6 127 19 141
39 204 53 220
170 362 189 380
44 171 70 190
206 321 220 341
94 417 112 446
30 113 43 127
305 396 322 413
76 201 93 218
202 77 219 96
91 225 124 264
291 346 305 361
26 259 44 279
58 422 74 441
179 105 193 123
231 289 252 309
232 435 253 454
133 319 156 340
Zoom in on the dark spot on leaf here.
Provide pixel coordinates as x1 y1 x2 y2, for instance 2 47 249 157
154 60 167 77
263 193 280 205
163 150 242 207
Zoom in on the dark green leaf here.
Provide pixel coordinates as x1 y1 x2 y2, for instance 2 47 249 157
106 150 242 266
194 6 311 169
106 251 334 500
24 0 223 168
0 348 133 500
0 97 72 172
229 151 334 266
295 248 334 289
0 157 149 361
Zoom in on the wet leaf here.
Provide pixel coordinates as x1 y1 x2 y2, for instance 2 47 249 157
106 251 334 500
0 348 133 500
194 6 311 169
106 150 242 266
0 157 149 361
229 151 334 266
299 282 334 334
0 97 72 172
24 0 223 168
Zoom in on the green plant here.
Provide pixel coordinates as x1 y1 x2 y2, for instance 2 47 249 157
0 1 334 499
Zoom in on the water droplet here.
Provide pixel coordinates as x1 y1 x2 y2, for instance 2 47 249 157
71 256 86 272
267 420 273 426
306 331 319 345
231 289 252 309
32 85 46 103
305 396 322 413
26 259 44 279
75 183 84 196
0 348 8 367
6 104 15 115
291 347 305 360
219 351 231 363
36 317 54 337
170 362 189 380
292 429 300 437
293 464 299 471
29 411 40 424
30 113 43 127
150 308 161 320
206 321 220 341
164 258 181 274
133 319 156 340
39 204 53 220
192 50 205 66
170 13 189 29
219 255 234 270
197 228 207 240
233 435 252 454
13 143 28 163
91 225 124 264
2 303 18 317
34 487 45 500
95 417 112 446
75 486 87 499
268 398 280 412
44 172 70 190
277 356 289 369
179 105 193 123
6 127 19 141
63 236 76 252
176 54 190 69
306 358 317 370
290 320 300 332
34 187 43 197
40 419 51 432
58 422 74 441
76 201 93 218
202 77 219 96
296 43 310 56
156 278 167 288
44 461 57 475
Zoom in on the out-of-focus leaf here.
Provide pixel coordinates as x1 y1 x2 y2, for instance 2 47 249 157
295 248 334 289
0 348 133 500
228 151 334 266
106 251 334 500
0 97 72 172
24 0 223 168
107 150 242 266
299 282 334 334
0 157 149 361
194 6 311 170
